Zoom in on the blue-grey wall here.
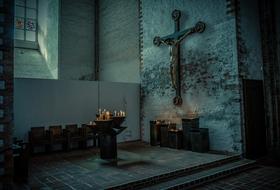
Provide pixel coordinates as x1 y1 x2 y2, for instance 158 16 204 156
140 0 242 153
99 0 140 83
59 0 95 80
276 0 280 74
14 79 140 143
38 0 59 78
238 0 263 80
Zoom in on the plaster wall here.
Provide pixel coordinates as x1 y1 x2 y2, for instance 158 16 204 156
38 0 59 79
59 0 95 80
140 0 242 152
276 0 280 79
14 79 140 143
99 0 140 83
274 0 280 148
238 0 263 80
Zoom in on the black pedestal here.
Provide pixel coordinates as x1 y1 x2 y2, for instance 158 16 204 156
168 130 183 149
182 118 199 150
93 117 126 161
99 134 117 160
150 121 161 146
160 124 169 147
190 128 209 153
13 142 29 183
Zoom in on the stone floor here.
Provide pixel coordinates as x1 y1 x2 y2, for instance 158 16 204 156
26 142 232 189
195 165 280 190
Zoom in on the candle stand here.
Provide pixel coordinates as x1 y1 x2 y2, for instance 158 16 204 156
88 117 126 161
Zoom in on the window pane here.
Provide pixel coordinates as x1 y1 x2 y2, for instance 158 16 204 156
0 27 3 34
26 0 37 9
15 6 25 17
0 0 3 7
26 8 36 19
15 0 25 6
14 29 25 40
15 17 25 30
26 19 36 31
26 31 36 41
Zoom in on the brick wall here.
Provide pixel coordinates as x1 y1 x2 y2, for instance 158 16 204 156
99 0 140 83
140 0 242 152
59 0 95 80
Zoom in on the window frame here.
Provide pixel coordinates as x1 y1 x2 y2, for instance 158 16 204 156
14 0 38 49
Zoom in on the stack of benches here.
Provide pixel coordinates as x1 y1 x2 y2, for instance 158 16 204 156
28 124 97 154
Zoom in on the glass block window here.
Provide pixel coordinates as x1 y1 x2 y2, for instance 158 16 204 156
26 19 36 31
14 0 38 42
15 17 25 29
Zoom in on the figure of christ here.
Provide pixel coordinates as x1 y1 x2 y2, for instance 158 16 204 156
154 21 205 90
153 10 205 105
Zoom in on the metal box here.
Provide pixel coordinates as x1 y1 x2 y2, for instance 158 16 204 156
190 128 209 153
182 118 199 150
168 130 183 149
150 120 161 146
160 124 170 147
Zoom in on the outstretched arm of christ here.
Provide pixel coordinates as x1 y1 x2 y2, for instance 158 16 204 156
153 22 205 46
176 22 206 44
153 19 205 106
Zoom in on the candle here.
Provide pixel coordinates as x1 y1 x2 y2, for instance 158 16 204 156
106 111 110 120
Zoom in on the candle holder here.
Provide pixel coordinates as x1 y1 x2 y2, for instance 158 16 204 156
182 117 199 150
92 114 127 161
112 116 126 126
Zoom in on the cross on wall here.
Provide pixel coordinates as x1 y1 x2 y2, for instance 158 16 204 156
153 10 206 106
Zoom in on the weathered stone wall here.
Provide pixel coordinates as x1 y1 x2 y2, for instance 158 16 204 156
59 0 95 80
140 0 242 152
99 0 140 83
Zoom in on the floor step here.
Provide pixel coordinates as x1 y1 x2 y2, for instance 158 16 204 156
142 159 256 190
106 155 242 190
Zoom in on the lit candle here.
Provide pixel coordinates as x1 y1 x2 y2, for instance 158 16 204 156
106 111 110 119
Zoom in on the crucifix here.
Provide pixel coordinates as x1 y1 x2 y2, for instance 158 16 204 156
153 10 206 106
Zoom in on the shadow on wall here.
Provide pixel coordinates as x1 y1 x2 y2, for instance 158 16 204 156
14 48 54 79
